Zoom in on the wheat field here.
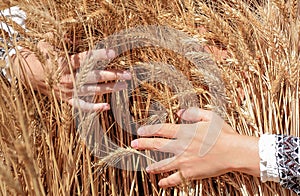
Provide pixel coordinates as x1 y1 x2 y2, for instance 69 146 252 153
0 0 299 195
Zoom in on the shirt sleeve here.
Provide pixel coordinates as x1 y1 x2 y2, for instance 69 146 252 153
0 6 26 77
259 134 280 182
275 135 300 195
259 134 300 195
0 6 26 35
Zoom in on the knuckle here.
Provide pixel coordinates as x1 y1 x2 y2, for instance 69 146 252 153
205 110 213 119
177 159 184 166
149 164 159 172
168 124 176 130
60 74 73 85
136 139 147 149
182 170 193 180
151 124 163 135
165 178 177 186
177 157 188 166
177 142 188 153
103 85 113 92
152 139 164 150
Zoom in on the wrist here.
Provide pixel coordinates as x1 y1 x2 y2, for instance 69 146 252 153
226 134 260 177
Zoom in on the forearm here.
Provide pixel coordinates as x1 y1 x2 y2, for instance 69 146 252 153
227 133 300 194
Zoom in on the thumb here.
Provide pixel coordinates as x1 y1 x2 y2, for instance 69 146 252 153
177 107 213 122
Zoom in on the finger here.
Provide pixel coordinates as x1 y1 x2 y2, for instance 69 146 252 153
137 123 181 138
158 172 183 188
131 138 176 153
60 70 131 87
59 74 75 87
68 98 110 112
177 107 213 122
77 70 131 84
145 157 176 174
75 82 128 96
70 49 115 70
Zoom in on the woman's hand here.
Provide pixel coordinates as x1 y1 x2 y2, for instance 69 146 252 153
13 41 131 111
131 107 260 188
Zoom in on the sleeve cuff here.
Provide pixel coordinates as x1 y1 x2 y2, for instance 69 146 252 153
259 134 280 182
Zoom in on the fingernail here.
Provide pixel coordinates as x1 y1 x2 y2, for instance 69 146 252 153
107 50 115 59
146 166 151 172
103 103 110 110
177 109 186 117
131 140 138 148
95 103 110 111
122 71 131 80
158 181 162 187
137 127 144 135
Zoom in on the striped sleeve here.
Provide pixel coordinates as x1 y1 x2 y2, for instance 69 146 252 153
259 134 300 195
275 135 300 195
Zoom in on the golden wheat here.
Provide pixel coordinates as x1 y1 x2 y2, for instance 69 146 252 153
0 0 299 195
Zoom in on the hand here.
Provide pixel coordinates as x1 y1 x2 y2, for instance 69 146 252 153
131 107 260 188
13 41 131 111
